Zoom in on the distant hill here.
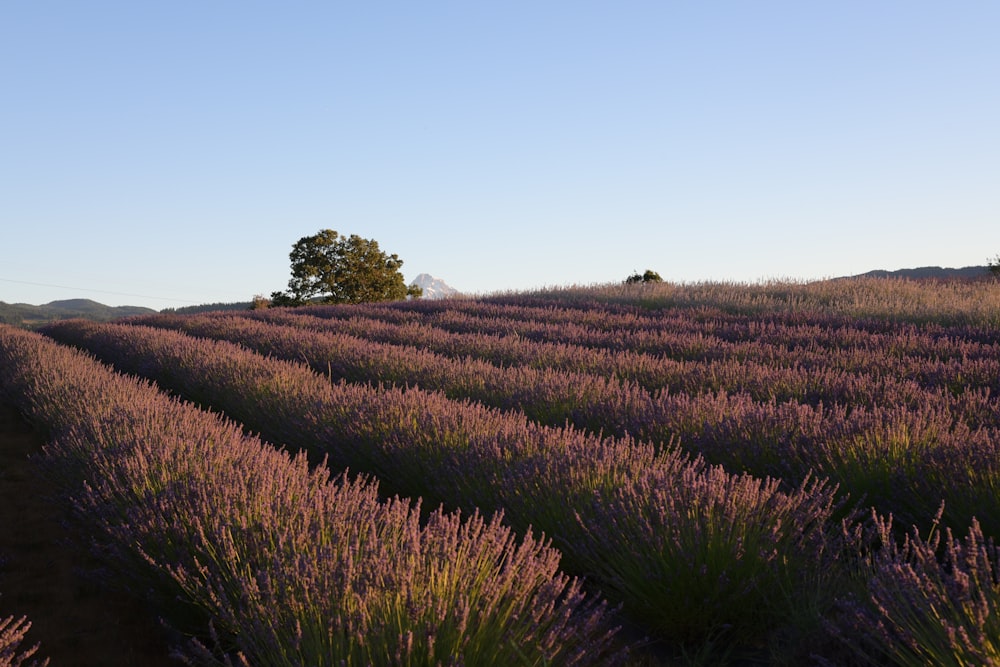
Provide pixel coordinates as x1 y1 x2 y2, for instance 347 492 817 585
846 266 992 281
0 298 157 328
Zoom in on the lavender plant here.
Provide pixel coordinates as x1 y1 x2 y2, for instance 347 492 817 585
845 509 1000 666
40 276 1000 660
42 320 857 656
0 614 47 667
0 324 625 665
129 308 1000 541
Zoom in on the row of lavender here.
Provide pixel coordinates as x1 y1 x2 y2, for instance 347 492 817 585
252 299 1000 386
128 307 1000 540
42 319 854 661
239 292 1000 346
0 324 623 665
498 278 1000 326
151 304 1000 421
42 317 1000 665
140 306 1000 402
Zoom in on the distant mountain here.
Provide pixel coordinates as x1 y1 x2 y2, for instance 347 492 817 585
847 266 992 281
410 274 459 299
0 298 157 328
42 299 158 317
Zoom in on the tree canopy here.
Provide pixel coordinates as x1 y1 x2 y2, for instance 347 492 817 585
989 254 1000 278
270 230 422 306
625 269 664 285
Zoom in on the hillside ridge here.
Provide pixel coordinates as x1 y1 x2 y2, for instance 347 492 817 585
0 299 157 328
846 265 990 280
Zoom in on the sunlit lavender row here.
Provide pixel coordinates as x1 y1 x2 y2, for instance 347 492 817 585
136 304 1000 401
221 277 1000 335
510 279 1000 325
0 325 624 665
336 277 1000 327
127 303 1000 540
292 302 1000 385
141 303 1000 425
136 303 1000 428
42 319 855 660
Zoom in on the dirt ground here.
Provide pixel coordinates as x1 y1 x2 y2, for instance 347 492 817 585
0 402 180 666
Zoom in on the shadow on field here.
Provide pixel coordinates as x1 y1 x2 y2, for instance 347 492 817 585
0 403 180 666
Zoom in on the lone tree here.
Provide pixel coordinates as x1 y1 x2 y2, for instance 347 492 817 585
625 269 664 285
270 230 422 306
989 254 1000 279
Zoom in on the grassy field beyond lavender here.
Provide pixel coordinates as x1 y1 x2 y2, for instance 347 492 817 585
4 276 1000 665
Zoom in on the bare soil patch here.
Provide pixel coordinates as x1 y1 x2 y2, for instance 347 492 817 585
0 402 180 666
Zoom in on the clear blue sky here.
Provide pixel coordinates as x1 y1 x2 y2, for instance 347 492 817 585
3 2 998 308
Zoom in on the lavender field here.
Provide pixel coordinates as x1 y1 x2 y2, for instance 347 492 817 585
3 277 1000 665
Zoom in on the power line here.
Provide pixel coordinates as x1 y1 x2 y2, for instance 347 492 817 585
0 277 204 304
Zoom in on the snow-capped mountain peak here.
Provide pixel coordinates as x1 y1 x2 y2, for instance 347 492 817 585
410 274 459 300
